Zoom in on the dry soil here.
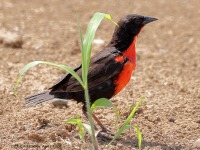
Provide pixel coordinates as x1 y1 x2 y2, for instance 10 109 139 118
0 0 200 150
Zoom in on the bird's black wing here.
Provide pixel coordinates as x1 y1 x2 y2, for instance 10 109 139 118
50 48 127 92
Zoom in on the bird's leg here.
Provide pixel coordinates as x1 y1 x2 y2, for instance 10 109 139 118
82 109 122 141
92 113 114 135
82 107 114 135
82 107 114 141
82 108 98 130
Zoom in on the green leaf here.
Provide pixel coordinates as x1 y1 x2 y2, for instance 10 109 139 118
14 61 84 95
114 106 120 128
65 118 79 124
65 118 85 142
77 17 83 48
81 12 107 84
77 119 85 142
133 125 142 150
14 61 41 95
77 18 84 85
78 13 114 149
91 98 113 112
108 98 143 146
121 125 142 149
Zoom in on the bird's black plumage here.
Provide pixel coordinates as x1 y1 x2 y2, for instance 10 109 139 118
25 47 127 108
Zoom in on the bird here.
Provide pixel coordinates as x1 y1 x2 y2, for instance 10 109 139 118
25 14 157 139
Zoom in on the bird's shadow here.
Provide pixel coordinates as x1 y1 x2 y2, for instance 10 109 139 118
98 137 182 150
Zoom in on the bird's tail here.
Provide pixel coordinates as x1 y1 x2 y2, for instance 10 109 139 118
25 91 54 106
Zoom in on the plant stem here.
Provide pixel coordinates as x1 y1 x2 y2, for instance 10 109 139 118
84 83 99 150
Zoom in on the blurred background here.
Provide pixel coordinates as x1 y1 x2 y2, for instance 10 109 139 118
0 0 199 149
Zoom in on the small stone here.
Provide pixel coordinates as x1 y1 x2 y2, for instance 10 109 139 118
23 124 30 131
52 99 68 108
194 138 200 148
168 118 175 123
0 30 23 48
156 117 161 122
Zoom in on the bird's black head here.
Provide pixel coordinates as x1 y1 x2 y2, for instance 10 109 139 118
109 14 158 51
117 14 158 35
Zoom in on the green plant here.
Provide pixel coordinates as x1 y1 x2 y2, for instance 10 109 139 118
66 98 143 149
106 98 143 149
15 12 116 150
65 98 113 142
65 115 85 141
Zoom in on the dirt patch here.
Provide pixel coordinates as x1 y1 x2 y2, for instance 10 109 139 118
0 0 199 149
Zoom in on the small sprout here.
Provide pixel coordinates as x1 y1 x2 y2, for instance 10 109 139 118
65 116 85 142
133 125 142 150
107 98 143 148
114 106 120 128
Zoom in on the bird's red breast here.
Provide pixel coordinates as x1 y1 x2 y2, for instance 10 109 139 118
114 36 137 95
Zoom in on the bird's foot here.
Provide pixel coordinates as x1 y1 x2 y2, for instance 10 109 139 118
96 131 113 142
100 127 115 136
95 128 122 142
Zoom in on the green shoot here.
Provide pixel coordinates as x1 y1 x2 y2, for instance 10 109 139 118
114 106 120 129
15 12 116 150
65 116 85 142
107 98 143 147
81 13 107 84
66 98 143 149
133 125 142 150
79 12 112 149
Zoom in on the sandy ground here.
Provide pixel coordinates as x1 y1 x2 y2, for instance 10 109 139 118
0 0 200 149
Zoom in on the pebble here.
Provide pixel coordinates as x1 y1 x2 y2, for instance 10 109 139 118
52 99 68 108
0 30 23 48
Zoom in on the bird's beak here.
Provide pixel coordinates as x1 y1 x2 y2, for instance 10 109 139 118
142 16 158 25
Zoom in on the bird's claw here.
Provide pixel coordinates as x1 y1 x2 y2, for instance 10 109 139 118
96 130 122 142
101 127 115 136
96 127 122 142
96 131 113 142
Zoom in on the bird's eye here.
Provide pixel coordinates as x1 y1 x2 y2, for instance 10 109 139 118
135 18 143 25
